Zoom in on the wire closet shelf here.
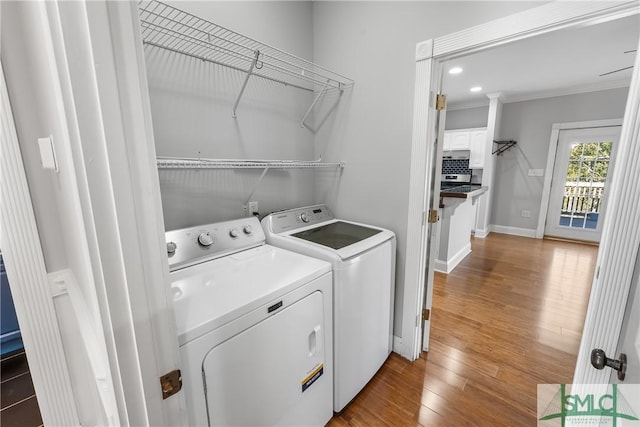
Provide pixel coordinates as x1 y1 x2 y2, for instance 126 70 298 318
156 157 345 170
137 0 354 93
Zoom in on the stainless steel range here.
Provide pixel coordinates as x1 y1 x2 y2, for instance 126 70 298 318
441 173 472 189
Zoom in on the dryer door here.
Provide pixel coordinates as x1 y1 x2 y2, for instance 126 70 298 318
202 291 331 426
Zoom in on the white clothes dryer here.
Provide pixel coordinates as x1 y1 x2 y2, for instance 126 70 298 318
166 217 333 426
261 205 396 412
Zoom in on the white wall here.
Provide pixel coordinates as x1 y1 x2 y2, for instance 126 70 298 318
446 106 489 130
492 87 628 231
146 1 319 230
311 1 544 337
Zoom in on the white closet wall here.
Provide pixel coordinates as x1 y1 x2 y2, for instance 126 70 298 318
145 1 319 230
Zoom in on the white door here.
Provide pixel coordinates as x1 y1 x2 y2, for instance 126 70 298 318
422 91 447 353
573 43 640 386
610 247 639 385
545 126 620 242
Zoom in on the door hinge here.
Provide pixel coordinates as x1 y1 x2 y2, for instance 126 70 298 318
435 94 446 111
160 369 182 399
422 308 430 321
428 209 439 224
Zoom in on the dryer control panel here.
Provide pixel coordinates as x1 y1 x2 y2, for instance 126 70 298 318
165 217 265 271
267 205 335 234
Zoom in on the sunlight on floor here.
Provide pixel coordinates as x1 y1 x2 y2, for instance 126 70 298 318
537 245 597 352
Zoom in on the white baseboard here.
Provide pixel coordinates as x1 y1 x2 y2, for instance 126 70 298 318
434 243 471 274
490 224 537 238
474 227 490 238
434 259 447 273
392 335 403 355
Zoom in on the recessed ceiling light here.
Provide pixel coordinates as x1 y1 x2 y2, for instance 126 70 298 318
470 86 482 92
448 67 463 75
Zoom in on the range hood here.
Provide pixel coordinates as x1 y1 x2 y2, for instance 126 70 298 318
442 150 470 160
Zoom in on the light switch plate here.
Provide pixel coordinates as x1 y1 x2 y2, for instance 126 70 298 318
38 136 59 172
528 169 544 177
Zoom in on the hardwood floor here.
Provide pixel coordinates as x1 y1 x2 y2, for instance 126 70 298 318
328 233 597 426
0 350 43 427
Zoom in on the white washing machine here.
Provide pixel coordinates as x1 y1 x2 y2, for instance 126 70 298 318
166 217 333 426
261 205 396 412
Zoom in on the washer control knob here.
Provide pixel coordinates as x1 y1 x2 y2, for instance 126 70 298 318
166 241 177 254
300 212 309 223
198 233 214 247
229 229 239 238
243 225 253 235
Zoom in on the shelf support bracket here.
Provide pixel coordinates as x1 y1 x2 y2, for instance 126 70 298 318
300 79 331 128
232 50 261 118
492 140 517 155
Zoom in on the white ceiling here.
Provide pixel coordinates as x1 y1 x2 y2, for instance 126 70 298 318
444 13 639 109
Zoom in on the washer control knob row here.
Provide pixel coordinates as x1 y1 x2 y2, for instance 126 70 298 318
166 241 177 254
198 232 214 247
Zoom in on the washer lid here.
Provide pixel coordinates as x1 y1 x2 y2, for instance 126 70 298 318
170 244 331 345
291 221 382 250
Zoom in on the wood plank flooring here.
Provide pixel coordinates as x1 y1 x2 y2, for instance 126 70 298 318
1 350 43 427
328 233 597 426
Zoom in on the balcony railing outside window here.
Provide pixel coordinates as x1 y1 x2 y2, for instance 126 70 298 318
559 141 611 230
561 182 605 229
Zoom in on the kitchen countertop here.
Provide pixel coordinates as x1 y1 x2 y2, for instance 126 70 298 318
439 184 487 199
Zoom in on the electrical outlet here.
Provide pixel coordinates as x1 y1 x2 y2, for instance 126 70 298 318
521 210 531 218
248 201 259 215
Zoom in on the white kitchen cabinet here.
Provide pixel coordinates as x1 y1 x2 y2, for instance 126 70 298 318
446 131 471 150
443 132 453 151
444 128 487 168
469 130 487 168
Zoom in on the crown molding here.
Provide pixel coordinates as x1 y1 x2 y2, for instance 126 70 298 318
448 80 631 111
503 80 631 104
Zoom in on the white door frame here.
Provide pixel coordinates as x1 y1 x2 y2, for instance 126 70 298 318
405 1 639 360
1 63 80 427
398 39 438 360
536 118 623 239
1 1 184 425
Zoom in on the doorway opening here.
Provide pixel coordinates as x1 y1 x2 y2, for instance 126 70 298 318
407 4 640 386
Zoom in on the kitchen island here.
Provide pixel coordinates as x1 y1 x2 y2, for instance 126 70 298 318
435 185 487 273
